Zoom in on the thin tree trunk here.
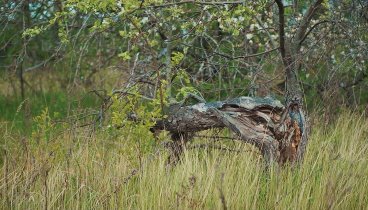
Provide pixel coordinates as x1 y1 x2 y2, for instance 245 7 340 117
275 0 323 162
21 0 31 131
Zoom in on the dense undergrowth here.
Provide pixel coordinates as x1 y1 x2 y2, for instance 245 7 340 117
0 110 367 209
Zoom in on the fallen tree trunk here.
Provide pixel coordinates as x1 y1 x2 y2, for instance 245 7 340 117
151 96 305 166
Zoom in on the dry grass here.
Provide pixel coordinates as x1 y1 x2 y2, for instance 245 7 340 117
1 112 368 209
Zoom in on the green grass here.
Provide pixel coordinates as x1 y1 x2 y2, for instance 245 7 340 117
0 112 368 209
0 92 101 133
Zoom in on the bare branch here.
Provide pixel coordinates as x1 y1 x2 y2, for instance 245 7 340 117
213 47 279 60
188 144 245 153
300 20 330 45
294 0 324 49
148 0 244 8
274 0 286 61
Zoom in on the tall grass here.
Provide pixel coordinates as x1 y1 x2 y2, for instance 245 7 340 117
0 112 368 209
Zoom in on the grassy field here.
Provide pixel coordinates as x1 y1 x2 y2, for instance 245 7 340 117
0 110 368 209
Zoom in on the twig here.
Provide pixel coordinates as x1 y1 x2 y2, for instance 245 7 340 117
213 47 279 60
148 0 244 8
194 135 239 140
188 144 252 153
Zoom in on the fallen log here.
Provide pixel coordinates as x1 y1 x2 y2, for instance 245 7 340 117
151 96 305 166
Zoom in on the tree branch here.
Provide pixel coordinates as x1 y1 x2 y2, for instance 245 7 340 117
275 0 286 62
213 47 279 60
148 0 244 8
299 20 330 45
294 0 324 49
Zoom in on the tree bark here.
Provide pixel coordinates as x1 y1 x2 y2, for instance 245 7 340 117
151 97 302 165
275 0 324 162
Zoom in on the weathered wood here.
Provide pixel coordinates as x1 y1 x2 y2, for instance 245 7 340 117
151 96 302 165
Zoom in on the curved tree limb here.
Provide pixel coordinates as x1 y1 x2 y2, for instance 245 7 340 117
294 0 324 50
151 96 302 166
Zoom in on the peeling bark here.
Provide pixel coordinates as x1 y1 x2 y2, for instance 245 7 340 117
151 96 303 166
